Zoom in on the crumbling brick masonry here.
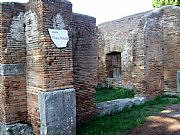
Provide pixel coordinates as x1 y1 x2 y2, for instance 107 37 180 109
0 0 180 134
0 0 97 134
98 6 180 98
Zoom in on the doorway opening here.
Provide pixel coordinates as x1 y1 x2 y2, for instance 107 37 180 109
106 52 121 79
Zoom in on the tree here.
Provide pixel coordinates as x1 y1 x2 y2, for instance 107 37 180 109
152 0 180 8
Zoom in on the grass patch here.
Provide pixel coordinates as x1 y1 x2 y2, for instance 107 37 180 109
94 87 135 103
77 95 180 135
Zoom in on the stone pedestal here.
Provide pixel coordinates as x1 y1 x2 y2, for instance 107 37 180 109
38 88 76 135
0 123 33 135
177 71 180 92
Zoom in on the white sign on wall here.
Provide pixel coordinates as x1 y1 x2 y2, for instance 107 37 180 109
48 29 69 48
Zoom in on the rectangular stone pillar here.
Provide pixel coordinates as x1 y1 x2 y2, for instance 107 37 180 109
177 71 180 92
39 88 76 135
25 0 75 134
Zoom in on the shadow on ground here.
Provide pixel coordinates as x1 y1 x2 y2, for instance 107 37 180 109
125 105 180 135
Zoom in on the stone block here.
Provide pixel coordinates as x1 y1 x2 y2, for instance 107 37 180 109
0 64 25 76
38 88 76 135
96 96 146 116
0 123 33 135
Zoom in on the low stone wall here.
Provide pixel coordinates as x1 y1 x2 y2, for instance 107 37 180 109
96 96 146 116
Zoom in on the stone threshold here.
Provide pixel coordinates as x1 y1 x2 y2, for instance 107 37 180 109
164 91 180 97
96 96 146 116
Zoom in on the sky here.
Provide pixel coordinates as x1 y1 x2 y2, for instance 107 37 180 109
2 0 153 24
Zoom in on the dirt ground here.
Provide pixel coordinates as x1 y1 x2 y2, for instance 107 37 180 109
125 104 180 135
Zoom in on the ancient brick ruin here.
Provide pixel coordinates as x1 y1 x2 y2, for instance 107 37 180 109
98 6 180 98
0 0 97 134
0 0 180 134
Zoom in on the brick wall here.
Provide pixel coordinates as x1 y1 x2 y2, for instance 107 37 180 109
0 3 27 124
72 14 98 123
142 9 164 97
1 0 98 133
0 3 4 123
1 1 179 134
137 6 180 96
129 15 148 95
163 6 180 92
97 6 180 98
40 0 73 90
25 2 43 134
0 0 96 134
98 12 149 90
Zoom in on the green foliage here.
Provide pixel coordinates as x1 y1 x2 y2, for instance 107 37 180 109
152 0 180 8
7 128 13 135
94 87 135 103
77 95 180 135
